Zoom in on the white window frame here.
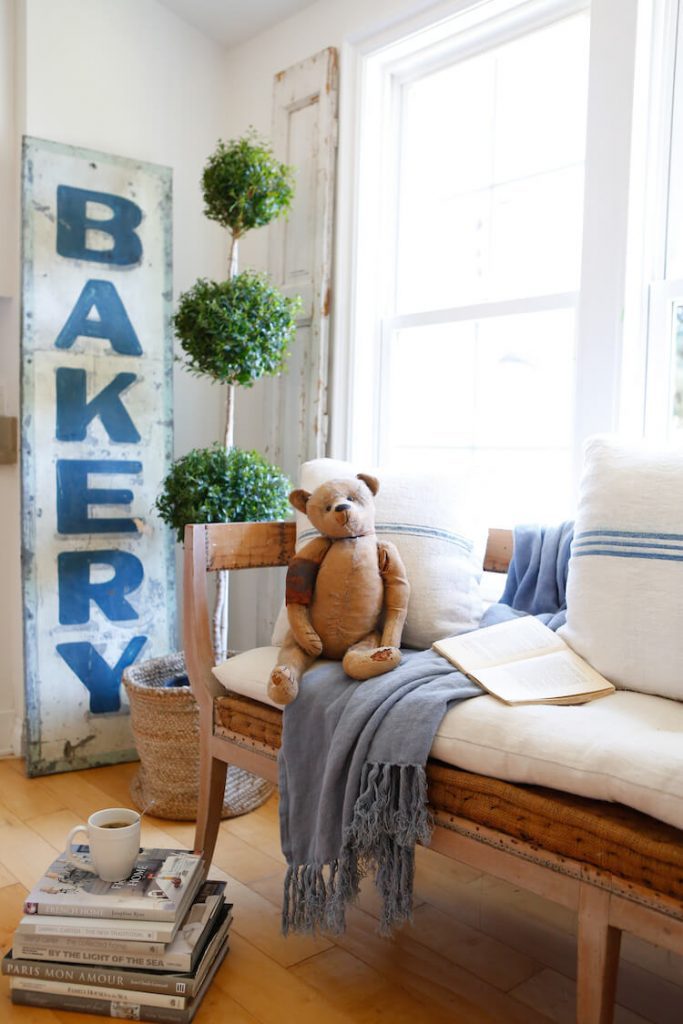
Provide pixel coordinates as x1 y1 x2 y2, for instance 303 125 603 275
646 279 683 437
641 0 683 440
332 0 646 505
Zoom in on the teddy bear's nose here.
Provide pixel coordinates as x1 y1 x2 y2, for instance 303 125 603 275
334 502 351 512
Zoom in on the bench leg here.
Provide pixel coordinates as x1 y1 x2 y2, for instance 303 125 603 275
194 730 227 866
576 884 622 1024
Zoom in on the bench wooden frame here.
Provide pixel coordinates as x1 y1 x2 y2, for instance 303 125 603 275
184 521 683 1024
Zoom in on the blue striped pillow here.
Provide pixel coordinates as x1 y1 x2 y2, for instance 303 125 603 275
559 437 683 700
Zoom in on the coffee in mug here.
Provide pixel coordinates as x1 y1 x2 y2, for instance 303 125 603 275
65 807 141 882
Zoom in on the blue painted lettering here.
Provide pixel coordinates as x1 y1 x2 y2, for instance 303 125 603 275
56 368 140 443
56 459 142 534
58 550 144 625
55 280 142 355
56 637 147 713
56 185 143 266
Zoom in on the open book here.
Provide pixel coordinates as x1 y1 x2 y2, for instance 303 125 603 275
432 616 615 706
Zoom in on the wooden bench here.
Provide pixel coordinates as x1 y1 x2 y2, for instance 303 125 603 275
184 521 683 1024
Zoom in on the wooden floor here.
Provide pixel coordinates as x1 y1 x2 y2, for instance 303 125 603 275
0 758 681 1023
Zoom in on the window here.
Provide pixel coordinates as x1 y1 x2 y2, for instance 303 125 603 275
382 9 590 524
336 0 651 528
345 1 591 525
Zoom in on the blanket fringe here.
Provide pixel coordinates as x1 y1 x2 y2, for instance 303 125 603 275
282 762 431 937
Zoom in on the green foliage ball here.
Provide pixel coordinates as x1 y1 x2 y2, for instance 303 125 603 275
202 130 295 237
155 444 291 543
173 270 301 386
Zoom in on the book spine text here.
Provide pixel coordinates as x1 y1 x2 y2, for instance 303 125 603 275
11 942 188 972
23 900 174 921
4 957 193 997
17 919 174 941
11 987 188 1023
11 975 187 1009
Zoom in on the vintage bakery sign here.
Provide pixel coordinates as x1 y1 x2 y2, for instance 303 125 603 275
21 136 174 775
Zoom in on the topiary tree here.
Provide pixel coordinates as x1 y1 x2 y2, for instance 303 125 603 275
156 445 291 545
202 132 295 238
174 272 298 391
156 130 300 660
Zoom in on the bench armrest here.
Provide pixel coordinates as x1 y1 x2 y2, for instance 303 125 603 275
183 522 295 710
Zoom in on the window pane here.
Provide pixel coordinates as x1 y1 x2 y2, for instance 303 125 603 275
396 12 590 314
489 166 585 301
382 308 576 524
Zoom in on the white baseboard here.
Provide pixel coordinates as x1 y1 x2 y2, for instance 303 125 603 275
0 709 19 757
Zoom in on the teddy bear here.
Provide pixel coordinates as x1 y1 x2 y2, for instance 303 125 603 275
267 473 410 706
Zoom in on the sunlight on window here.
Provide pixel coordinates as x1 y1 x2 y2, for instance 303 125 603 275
397 14 589 314
381 10 590 525
384 310 576 524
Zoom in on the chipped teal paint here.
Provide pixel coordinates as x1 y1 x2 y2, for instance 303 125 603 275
21 136 175 776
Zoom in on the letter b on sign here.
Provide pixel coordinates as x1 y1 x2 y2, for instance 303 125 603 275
56 185 143 266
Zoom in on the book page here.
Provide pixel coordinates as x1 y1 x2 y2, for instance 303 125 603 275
476 649 614 704
434 616 566 672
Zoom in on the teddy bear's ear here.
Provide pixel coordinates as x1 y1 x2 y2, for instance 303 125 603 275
357 473 380 496
289 488 311 514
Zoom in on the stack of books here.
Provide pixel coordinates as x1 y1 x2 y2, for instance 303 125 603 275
2 847 232 1022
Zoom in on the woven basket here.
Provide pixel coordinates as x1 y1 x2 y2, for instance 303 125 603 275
122 652 273 821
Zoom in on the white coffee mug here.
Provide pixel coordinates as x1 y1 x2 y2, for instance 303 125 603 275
65 807 141 882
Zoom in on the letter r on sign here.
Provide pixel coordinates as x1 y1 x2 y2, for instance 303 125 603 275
58 550 144 624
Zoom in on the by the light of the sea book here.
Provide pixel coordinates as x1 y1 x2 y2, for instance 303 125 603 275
11 881 227 973
432 616 615 706
10 936 229 1024
22 848 204 923
4 904 232 999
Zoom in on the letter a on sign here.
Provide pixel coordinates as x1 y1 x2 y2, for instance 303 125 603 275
55 280 143 355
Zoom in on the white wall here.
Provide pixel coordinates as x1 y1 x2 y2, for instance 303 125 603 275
0 0 230 753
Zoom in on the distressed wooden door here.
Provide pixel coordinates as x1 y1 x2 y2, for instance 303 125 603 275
265 47 339 481
244 48 339 647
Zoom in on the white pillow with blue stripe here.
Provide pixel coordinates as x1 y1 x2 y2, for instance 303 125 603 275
560 436 683 701
273 457 487 650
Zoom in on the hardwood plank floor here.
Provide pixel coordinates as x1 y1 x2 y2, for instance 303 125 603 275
0 757 681 1023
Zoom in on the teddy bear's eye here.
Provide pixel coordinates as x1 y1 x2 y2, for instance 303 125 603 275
347 496 355 502
326 505 332 511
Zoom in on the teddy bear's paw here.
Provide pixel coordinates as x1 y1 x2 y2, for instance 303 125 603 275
343 646 401 681
300 631 323 657
268 666 299 705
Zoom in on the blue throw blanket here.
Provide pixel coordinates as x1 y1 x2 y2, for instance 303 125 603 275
279 522 573 936
481 521 573 630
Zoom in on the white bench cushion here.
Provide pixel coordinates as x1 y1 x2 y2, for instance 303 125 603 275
213 648 683 832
